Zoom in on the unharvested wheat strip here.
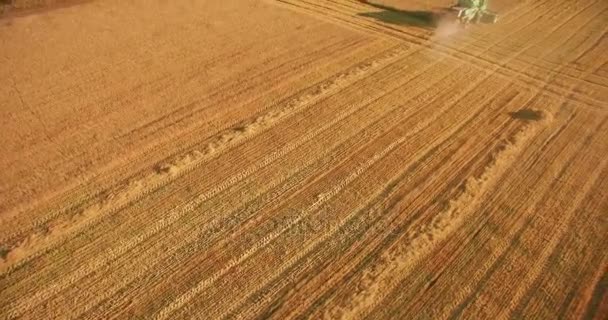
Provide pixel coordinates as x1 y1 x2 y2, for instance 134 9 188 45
0 42 410 276
2 46 456 317
396 110 600 319
33 52 463 319
155 52 515 319
3 4 309 100
212 87 526 320
1 19 249 119
0 33 376 241
62 48 470 318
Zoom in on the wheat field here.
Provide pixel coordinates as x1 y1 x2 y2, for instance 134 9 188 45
0 0 607 319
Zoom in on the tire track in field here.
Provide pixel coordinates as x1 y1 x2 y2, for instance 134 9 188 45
33 34 480 316
100 53 478 318
5 44 462 318
338 118 548 319
38 46 460 318
492 6 608 103
259 2 605 310
443 115 608 320
354 105 591 319
0 18 322 217
306 20 604 316
154 105 456 320
0 43 436 304
306 96 542 318
378 98 599 317
348 26 608 314
506 140 608 318
2 13 504 292
370 106 572 313
0 45 422 288
0 34 375 240
214 87 526 320
36 0 588 312
483 44 608 317
153 36 530 317
4 0 606 317
1 0 577 272
0 34 381 245
0 44 410 274
276 0 607 108
64 49 464 319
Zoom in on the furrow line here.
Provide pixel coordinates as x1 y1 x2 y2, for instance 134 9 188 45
0 43 411 274
35 48 463 319
217 88 525 320
155 40 524 318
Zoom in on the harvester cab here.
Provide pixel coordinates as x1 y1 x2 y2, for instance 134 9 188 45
451 0 499 25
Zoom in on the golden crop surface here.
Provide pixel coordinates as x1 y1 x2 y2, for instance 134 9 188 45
0 0 606 319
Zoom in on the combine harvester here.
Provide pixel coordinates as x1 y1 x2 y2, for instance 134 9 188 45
450 0 499 25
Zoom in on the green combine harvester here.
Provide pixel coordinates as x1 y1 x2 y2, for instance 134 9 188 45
451 0 499 25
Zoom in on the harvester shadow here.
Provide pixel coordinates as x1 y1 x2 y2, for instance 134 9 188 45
509 109 544 121
357 0 438 28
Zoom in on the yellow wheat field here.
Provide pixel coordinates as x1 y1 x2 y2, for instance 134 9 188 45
0 0 606 319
